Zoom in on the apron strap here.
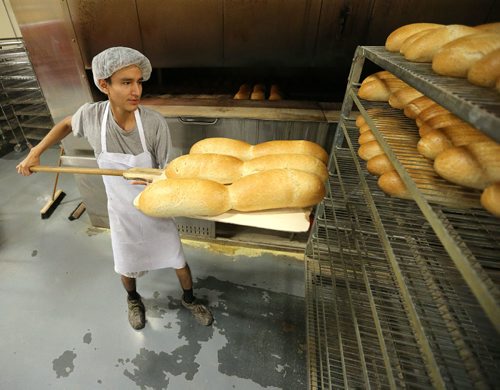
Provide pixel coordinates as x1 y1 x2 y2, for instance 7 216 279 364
100 101 148 154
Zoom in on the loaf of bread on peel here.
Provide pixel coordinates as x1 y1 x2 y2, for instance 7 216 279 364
433 142 500 189
234 84 252 99
432 32 500 77
467 48 500 87
358 78 409 101
190 138 329 164
166 154 243 184
135 169 326 217
165 153 328 183
385 23 444 52
136 178 231 217
388 86 424 109
367 154 394 176
417 125 493 160
481 183 500 217
404 96 437 119
404 25 479 62
229 169 326 212
475 22 500 34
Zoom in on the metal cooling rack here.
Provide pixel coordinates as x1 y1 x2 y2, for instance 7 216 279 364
305 46 500 389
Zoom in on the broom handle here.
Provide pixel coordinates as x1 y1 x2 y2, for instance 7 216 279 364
51 147 65 200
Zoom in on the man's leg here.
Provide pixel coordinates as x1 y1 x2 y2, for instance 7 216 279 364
121 275 146 330
175 264 213 326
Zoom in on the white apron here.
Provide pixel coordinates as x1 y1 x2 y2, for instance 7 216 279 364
97 102 185 275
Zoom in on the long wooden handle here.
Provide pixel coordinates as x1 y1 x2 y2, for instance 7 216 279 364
30 166 125 176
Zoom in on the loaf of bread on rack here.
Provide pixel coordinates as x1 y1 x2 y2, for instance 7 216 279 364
190 138 329 164
417 125 493 159
403 25 479 62
385 23 444 52
358 130 376 145
165 153 328 183
415 105 451 127
432 32 500 77
135 169 326 217
418 113 466 137
378 170 412 199
388 86 424 109
399 28 443 55
475 22 500 34
358 140 385 161
467 48 500 87
367 154 394 176
358 76 408 101
481 183 500 217
433 142 500 189
403 96 437 119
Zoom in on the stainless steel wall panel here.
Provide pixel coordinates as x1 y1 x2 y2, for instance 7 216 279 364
66 0 143 69
137 0 223 67
10 0 92 123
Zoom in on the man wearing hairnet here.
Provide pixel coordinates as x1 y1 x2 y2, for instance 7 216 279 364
17 47 213 330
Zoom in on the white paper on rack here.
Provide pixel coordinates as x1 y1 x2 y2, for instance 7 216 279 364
195 208 312 232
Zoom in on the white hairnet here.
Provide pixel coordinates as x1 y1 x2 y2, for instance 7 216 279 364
92 47 152 92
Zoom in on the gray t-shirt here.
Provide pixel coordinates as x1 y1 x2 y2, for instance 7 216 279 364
71 101 172 168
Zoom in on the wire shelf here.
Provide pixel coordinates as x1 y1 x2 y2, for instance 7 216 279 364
306 46 500 389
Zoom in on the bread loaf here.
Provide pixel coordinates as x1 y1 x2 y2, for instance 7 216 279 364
355 114 366 128
475 22 500 34
415 105 451 127
251 84 266 100
404 25 479 62
229 169 326 212
136 178 231 217
467 48 500 87
269 84 283 101
385 23 444 52
400 27 444 55
359 123 371 134
481 183 500 217
388 86 424 109
367 154 394 176
361 71 397 85
358 78 409 101
135 169 326 217
378 170 412 199
358 140 384 161
418 113 466 136
417 125 493 160
433 142 500 189
432 33 500 77
165 154 243 184
234 84 252 99
404 96 437 119
190 138 329 164
358 130 376 145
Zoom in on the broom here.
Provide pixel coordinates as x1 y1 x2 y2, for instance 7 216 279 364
40 147 66 219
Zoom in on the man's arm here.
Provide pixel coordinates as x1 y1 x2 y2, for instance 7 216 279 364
16 115 73 176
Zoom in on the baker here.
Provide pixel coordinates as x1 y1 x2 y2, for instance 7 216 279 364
16 47 213 330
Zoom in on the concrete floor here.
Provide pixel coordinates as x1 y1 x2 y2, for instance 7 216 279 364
0 146 307 390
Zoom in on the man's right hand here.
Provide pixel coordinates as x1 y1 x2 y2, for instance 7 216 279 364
16 150 40 176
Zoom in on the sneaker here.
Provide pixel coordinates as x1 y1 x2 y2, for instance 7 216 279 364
181 298 214 326
127 296 146 330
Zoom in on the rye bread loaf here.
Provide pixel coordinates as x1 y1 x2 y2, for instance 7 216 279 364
467 48 500 87
404 25 479 62
433 142 500 189
190 138 329 164
135 169 326 217
432 32 500 77
481 183 500 217
166 153 328 183
385 23 444 52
